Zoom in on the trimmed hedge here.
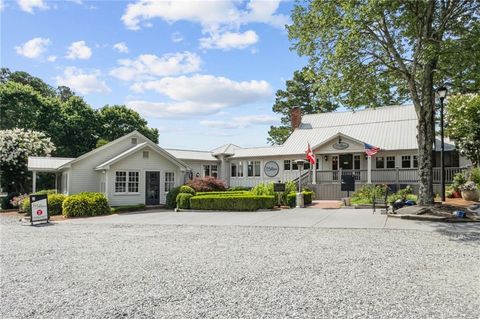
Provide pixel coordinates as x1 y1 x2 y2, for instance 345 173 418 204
165 186 181 209
62 192 110 218
190 195 275 211
303 191 314 205
287 192 296 208
110 204 146 213
287 191 314 207
22 193 67 216
179 185 196 195
176 193 193 209
196 191 250 196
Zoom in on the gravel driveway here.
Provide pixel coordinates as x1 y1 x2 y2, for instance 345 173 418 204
1 216 479 319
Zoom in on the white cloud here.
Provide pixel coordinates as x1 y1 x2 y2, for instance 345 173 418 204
200 30 259 50
127 74 272 118
110 51 201 81
47 55 57 62
113 42 129 53
55 67 110 95
201 114 278 129
131 74 271 105
171 32 183 43
65 41 92 60
17 0 49 13
15 37 51 58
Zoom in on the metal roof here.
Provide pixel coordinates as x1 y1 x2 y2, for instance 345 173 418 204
28 157 75 171
95 143 147 170
165 149 219 161
211 143 241 155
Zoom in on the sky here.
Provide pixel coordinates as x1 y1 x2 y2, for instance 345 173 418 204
1 0 308 150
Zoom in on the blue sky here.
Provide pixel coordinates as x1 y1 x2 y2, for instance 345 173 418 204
1 0 307 149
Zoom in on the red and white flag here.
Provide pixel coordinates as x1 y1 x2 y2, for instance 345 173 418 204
364 143 380 156
305 143 316 165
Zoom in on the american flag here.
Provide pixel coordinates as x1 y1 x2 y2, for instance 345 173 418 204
305 143 316 165
364 143 380 156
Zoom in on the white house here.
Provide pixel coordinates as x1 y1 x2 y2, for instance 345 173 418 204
28 104 470 204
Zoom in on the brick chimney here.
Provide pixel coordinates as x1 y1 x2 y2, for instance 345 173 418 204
291 107 301 130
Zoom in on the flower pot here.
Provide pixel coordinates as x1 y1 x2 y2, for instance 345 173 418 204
461 190 480 202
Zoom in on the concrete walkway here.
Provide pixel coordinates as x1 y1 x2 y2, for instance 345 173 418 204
62 208 480 233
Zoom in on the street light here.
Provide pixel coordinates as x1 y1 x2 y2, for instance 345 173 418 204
437 86 448 202
295 159 306 208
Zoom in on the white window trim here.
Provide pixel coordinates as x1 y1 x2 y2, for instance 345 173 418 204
114 170 140 195
247 160 261 178
231 161 244 178
164 171 175 194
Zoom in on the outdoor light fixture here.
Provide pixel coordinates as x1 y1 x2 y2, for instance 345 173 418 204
436 85 448 202
324 155 328 161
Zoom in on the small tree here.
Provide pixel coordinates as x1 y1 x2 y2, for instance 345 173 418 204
446 94 480 167
0 129 56 193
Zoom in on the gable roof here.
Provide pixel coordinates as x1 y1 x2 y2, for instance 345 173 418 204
28 157 75 172
211 143 241 156
165 149 219 161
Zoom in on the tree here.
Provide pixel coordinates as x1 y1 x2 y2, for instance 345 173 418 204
56 86 76 102
445 94 480 167
288 0 480 205
97 105 159 143
268 68 338 145
0 68 56 97
0 129 56 193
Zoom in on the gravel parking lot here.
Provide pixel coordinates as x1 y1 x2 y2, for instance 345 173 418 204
1 216 479 319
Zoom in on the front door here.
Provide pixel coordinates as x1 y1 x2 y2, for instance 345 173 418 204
339 154 353 170
145 171 160 205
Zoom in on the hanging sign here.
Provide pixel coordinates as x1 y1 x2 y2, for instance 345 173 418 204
264 161 279 177
274 183 286 192
30 194 48 224
333 142 349 150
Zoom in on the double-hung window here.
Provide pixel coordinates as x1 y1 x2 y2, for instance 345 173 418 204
402 155 412 168
354 155 361 170
413 155 418 168
247 160 261 177
386 156 395 168
231 162 244 177
284 160 291 171
165 172 175 192
376 157 385 169
115 171 139 194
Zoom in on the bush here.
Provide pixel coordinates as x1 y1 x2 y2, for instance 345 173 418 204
1 192 19 209
287 192 296 207
228 186 252 191
176 193 193 209
351 184 387 204
186 177 226 192
468 167 480 187
35 189 58 195
179 185 196 195
251 183 274 196
165 186 181 209
110 204 146 213
62 192 110 218
303 191 314 205
196 191 250 196
190 195 275 211
452 172 467 191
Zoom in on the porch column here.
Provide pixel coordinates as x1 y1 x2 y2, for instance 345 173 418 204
32 171 37 193
312 163 317 184
367 156 372 184
104 170 109 201
54 173 58 192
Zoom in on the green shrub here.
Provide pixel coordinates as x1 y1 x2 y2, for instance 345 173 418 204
62 192 110 218
190 195 275 211
251 183 274 196
165 186 181 209
22 193 67 215
35 189 58 195
196 191 250 196
351 184 386 204
176 193 193 209
110 204 146 213
228 186 252 191
303 191 314 205
468 167 480 187
452 172 467 191
387 194 417 205
179 185 196 195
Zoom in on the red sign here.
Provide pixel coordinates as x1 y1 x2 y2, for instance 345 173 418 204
36 209 43 215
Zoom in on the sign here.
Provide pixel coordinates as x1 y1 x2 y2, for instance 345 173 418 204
341 175 355 192
30 194 48 224
333 141 349 150
264 161 279 177
274 183 286 192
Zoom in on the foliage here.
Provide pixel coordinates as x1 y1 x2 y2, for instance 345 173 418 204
446 94 480 166
1 68 56 97
227 186 252 191
0 129 56 193
468 167 480 187
452 172 467 192
176 193 193 209
179 185 196 195
97 105 159 144
62 192 110 218
251 183 274 196
351 185 387 205
110 204 146 213
287 1 479 205
165 186 181 209
268 67 338 145
10 194 28 208
286 193 296 208
286 191 314 207
186 177 226 192
1 192 19 209
387 194 418 205
34 189 58 195
251 181 297 206
22 193 67 215
196 191 250 196
190 195 275 211
303 191 314 205
460 181 478 192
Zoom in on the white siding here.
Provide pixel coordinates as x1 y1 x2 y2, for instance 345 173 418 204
107 148 182 206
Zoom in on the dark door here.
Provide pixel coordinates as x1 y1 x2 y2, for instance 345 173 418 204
145 171 160 205
339 154 353 170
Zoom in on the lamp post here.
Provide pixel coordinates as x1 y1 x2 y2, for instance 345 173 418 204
437 86 448 202
295 159 306 208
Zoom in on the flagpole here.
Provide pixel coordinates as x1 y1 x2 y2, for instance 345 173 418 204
367 155 372 184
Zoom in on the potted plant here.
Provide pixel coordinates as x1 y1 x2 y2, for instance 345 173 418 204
460 181 480 201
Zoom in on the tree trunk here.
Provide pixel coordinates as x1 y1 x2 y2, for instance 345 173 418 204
416 103 435 205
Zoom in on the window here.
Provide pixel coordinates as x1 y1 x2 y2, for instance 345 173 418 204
231 162 244 177
211 165 218 178
143 151 149 158
165 172 174 192
354 155 361 170
128 172 139 193
376 157 385 169
386 156 395 168
413 155 418 168
304 162 310 170
292 160 298 170
203 165 210 177
316 160 319 170
332 156 338 170
402 155 411 168
115 171 127 193
247 160 261 177
284 160 291 171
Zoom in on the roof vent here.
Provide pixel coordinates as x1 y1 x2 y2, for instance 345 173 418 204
131 137 137 145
